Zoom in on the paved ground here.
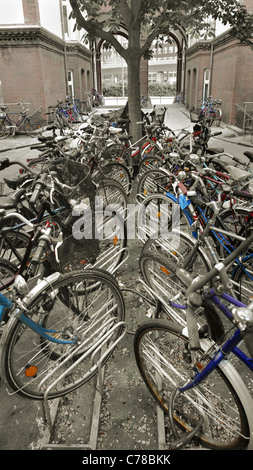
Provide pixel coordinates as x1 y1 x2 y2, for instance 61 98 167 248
0 103 252 455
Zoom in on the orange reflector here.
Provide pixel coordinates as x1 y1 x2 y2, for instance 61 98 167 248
157 212 161 218
25 365 38 377
113 236 118 245
161 266 170 275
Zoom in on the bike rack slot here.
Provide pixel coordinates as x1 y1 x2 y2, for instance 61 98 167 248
38 320 127 450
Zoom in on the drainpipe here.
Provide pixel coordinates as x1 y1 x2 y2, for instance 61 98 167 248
209 42 214 97
59 0 68 95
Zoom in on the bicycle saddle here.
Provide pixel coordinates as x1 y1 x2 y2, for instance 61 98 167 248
4 173 32 190
226 165 250 182
0 188 26 209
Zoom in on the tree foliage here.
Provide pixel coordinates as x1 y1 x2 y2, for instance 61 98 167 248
69 0 253 141
69 0 253 58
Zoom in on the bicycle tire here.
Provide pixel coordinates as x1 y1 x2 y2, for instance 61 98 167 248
105 143 129 167
1 269 125 400
215 108 222 127
0 258 17 293
0 118 12 138
66 207 127 272
138 155 163 174
96 178 128 218
103 161 132 194
136 168 173 203
134 319 250 450
0 229 31 266
139 250 223 339
23 117 44 137
138 192 190 241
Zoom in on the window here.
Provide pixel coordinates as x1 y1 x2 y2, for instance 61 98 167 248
68 71 74 97
203 69 210 98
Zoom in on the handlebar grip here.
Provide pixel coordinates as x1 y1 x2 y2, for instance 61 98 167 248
233 189 253 200
31 238 49 264
211 131 222 137
30 143 47 150
0 158 10 170
215 170 230 180
30 173 47 204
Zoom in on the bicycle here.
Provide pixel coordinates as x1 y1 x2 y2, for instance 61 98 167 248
0 101 44 138
0 266 126 400
134 230 253 450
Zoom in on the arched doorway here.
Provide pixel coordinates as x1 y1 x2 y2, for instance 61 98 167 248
95 29 187 100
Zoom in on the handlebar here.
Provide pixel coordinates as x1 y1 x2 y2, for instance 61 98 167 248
0 208 34 229
0 157 37 175
186 231 253 296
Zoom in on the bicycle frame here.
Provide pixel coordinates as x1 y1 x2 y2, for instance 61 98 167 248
178 289 253 394
0 112 27 134
0 279 76 345
163 189 253 281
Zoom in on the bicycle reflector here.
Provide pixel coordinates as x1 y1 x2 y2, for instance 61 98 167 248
25 365 38 377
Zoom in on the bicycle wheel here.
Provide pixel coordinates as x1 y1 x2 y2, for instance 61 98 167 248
136 168 173 203
103 162 132 195
0 258 17 293
96 178 128 219
1 269 125 400
104 143 129 166
218 207 253 245
134 319 250 450
68 207 127 273
0 229 30 266
139 251 223 338
138 155 163 174
23 117 44 137
0 118 12 138
215 108 222 127
231 255 253 303
138 193 191 240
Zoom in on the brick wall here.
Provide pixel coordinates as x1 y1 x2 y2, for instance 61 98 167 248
185 31 253 127
22 0 40 25
0 26 92 120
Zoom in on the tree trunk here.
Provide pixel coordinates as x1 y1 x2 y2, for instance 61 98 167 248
127 56 143 146
127 18 143 148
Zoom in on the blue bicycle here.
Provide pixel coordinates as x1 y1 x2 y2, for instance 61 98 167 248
0 268 125 400
134 231 253 450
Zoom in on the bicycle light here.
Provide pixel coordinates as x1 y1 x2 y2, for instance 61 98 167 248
14 275 29 295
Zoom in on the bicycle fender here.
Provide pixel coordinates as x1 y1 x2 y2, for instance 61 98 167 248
23 272 62 302
165 192 177 203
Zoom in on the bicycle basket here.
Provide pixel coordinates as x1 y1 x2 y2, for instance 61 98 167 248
60 159 95 202
190 108 203 123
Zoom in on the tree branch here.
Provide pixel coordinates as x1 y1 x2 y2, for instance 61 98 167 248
69 0 129 60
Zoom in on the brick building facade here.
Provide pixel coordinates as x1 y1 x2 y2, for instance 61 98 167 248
185 0 253 127
0 0 92 118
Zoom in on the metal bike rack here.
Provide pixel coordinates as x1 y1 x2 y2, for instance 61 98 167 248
38 319 127 450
